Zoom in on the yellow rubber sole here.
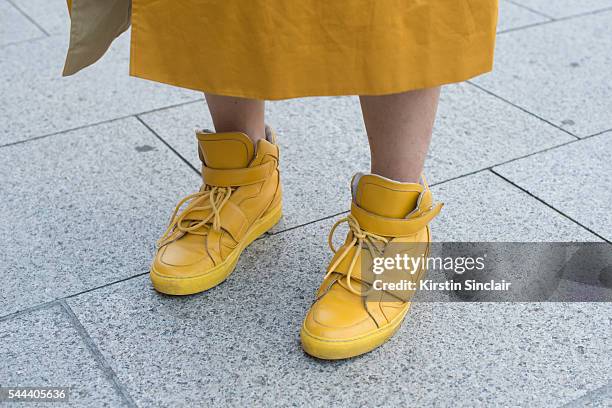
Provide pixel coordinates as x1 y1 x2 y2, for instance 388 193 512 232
300 304 411 360
150 202 282 295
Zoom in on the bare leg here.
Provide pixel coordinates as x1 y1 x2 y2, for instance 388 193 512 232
359 87 441 183
204 94 266 143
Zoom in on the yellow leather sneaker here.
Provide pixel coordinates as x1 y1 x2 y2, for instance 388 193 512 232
301 173 442 359
150 127 282 295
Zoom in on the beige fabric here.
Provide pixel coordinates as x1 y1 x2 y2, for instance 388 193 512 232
63 0 131 76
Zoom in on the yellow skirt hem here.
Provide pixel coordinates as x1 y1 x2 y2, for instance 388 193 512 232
128 60 494 100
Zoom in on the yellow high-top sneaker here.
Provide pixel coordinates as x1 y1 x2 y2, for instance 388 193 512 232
150 127 282 295
301 173 442 359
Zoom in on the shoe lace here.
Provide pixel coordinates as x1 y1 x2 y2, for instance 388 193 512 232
324 215 389 296
157 185 233 248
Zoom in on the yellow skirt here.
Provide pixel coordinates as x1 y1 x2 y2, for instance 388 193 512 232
128 0 498 100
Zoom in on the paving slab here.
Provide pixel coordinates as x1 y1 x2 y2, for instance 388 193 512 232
0 304 125 407
428 83 574 184
1 1 610 407
139 83 573 233
64 172 607 407
0 117 199 316
267 96 370 231
431 171 600 242
473 10 612 138
564 380 612 407
498 0 550 32
550 280 612 302
494 133 612 241
8 0 69 35
509 0 612 18
67 225 609 407
0 34 199 145
0 0 44 47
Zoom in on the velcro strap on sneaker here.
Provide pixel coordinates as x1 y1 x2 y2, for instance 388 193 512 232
217 201 249 241
180 201 249 241
350 201 443 237
203 161 274 187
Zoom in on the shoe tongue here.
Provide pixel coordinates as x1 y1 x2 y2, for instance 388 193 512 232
351 173 424 218
196 131 255 169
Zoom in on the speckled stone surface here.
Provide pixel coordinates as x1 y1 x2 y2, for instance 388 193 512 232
67 223 611 407
509 0 612 18
427 83 574 184
564 380 612 408
0 305 124 407
474 10 612 138
431 171 599 242
550 280 612 302
0 34 199 145
2 2 611 407
8 0 69 35
0 0 44 47
65 174 607 407
0 118 199 316
498 0 551 32
494 134 612 241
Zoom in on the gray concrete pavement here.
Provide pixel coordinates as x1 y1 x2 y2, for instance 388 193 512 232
1 1 610 407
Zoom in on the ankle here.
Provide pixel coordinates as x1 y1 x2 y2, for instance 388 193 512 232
370 166 420 184
212 124 266 145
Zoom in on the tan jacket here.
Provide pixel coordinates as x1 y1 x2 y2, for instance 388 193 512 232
63 0 131 76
